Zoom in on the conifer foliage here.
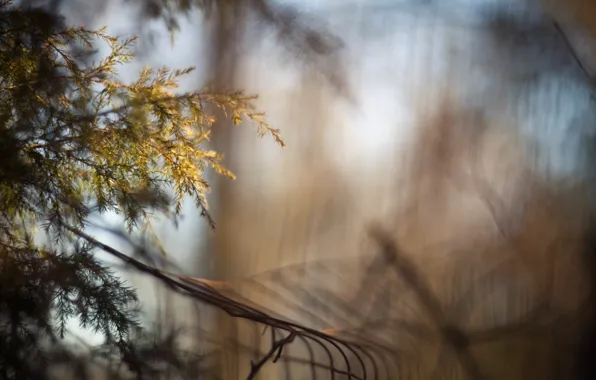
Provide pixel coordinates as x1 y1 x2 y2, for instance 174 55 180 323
0 0 283 378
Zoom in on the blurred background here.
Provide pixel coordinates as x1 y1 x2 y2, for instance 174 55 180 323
29 0 596 378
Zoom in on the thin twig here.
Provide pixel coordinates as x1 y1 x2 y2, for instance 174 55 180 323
552 21 594 83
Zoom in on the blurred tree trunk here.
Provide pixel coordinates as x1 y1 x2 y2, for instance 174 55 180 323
204 6 347 376
204 5 246 379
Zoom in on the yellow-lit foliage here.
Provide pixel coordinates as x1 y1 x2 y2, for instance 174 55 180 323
0 1 283 377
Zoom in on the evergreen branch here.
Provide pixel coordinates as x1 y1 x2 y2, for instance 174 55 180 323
0 2 286 377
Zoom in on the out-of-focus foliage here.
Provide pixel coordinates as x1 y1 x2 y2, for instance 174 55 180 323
138 0 341 53
0 0 283 378
121 0 347 93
